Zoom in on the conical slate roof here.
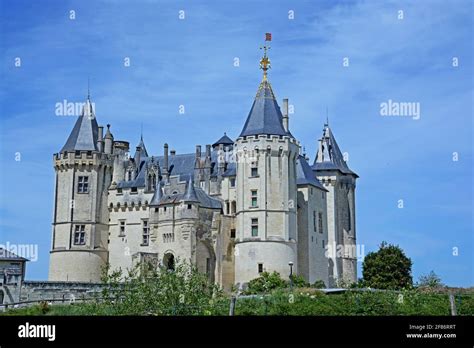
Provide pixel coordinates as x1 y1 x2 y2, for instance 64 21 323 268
149 181 163 206
134 135 149 160
212 133 233 148
182 178 199 203
296 155 327 190
61 98 99 152
239 79 289 137
312 125 358 177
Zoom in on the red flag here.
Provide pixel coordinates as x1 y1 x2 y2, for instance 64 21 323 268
265 32 272 41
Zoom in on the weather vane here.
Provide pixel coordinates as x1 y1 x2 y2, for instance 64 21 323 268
260 33 272 79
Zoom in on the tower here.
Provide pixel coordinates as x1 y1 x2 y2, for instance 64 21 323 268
312 122 358 286
234 38 300 285
49 96 113 282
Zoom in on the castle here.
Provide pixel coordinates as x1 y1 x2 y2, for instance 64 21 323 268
48 43 358 290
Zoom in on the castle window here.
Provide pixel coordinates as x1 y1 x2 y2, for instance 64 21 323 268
77 176 89 193
230 178 236 188
119 220 126 236
117 188 123 194
251 167 258 177
231 201 236 215
73 225 86 245
313 211 317 232
86 151 92 158
258 263 263 273
75 150 81 158
322 240 325 248
131 187 137 194
230 229 236 239
318 212 323 234
206 258 211 276
63 151 68 158
155 208 158 212
251 190 258 207
226 201 230 215
164 206 167 212
142 220 149 246
251 218 258 237
187 204 192 210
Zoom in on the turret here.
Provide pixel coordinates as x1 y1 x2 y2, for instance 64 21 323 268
104 124 114 154
234 38 299 285
49 95 112 282
312 123 358 286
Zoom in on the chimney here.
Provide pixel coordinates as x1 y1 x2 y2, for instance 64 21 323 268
163 143 169 179
135 146 141 168
282 98 289 132
194 145 202 185
97 126 104 152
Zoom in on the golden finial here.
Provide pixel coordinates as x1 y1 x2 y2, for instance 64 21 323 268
260 33 272 80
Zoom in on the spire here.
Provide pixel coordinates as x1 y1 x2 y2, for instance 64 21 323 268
183 177 199 203
60 97 99 152
239 34 290 138
312 124 358 177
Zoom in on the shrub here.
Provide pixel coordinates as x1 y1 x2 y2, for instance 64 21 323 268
362 241 413 290
245 271 288 294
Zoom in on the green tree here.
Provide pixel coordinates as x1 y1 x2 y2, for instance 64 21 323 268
99 259 225 315
362 241 413 290
417 271 444 288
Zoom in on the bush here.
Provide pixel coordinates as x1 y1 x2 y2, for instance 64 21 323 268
311 280 326 289
362 241 413 290
98 259 226 315
245 271 288 294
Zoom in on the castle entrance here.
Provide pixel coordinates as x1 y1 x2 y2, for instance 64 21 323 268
163 253 175 271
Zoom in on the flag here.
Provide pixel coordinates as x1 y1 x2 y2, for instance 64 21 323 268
265 32 272 41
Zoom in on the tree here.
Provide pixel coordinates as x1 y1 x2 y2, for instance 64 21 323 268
245 271 288 294
417 271 444 288
362 241 413 290
99 259 224 315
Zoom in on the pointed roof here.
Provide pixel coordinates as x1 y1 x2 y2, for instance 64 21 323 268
212 133 234 148
134 135 149 160
239 79 290 138
0 247 29 261
182 177 199 203
296 155 327 190
312 125 358 177
149 182 163 206
61 98 99 152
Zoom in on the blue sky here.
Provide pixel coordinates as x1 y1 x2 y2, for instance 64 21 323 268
0 0 472 286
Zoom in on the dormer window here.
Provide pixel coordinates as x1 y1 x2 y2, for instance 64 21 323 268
86 151 92 158
75 150 81 158
131 187 137 194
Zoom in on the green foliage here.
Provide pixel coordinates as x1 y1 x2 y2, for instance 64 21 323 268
362 241 413 290
97 259 227 315
245 271 288 294
311 280 326 289
291 274 310 288
417 271 444 288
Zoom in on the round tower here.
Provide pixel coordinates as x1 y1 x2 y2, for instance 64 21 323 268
234 41 299 285
49 96 113 282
